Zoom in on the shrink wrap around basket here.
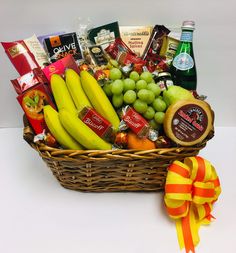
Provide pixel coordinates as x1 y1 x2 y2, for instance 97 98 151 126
23 116 214 192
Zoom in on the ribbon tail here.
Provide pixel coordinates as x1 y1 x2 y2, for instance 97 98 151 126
176 206 199 253
189 205 200 248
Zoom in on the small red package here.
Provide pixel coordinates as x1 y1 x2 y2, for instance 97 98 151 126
121 106 150 138
1 40 39 75
11 68 48 94
79 107 115 142
105 38 146 73
142 25 170 72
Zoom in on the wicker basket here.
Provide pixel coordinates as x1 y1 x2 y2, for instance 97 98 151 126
23 116 214 192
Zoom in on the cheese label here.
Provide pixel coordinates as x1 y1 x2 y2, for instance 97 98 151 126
164 99 213 146
171 104 208 143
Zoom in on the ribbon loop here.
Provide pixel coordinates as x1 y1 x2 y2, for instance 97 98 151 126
192 181 215 204
164 156 221 253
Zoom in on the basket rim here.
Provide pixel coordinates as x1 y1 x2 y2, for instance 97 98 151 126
23 115 213 161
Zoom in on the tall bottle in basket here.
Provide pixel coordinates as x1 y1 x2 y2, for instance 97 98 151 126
170 21 197 91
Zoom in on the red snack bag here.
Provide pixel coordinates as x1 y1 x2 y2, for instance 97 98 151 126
11 68 48 94
105 38 146 73
142 25 170 72
1 40 39 75
105 38 133 59
142 25 170 59
79 107 115 142
145 54 169 72
17 83 55 134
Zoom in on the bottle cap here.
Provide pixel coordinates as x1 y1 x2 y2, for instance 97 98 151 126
182 20 195 30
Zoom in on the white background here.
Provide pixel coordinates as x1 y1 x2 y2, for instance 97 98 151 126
1 127 236 253
0 0 236 127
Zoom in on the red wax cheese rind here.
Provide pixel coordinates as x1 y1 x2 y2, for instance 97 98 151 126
163 99 213 146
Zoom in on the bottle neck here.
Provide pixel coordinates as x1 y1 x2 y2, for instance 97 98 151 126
180 29 194 42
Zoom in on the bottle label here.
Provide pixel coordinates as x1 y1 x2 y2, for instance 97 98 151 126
180 31 193 42
172 53 194 71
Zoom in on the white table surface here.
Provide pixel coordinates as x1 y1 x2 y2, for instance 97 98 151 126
0 127 235 253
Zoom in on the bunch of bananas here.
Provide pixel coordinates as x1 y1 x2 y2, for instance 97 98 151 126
44 69 120 150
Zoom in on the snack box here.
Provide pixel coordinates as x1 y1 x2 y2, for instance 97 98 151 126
87 21 120 49
17 83 56 135
119 26 153 56
42 54 79 81
43 32 83 62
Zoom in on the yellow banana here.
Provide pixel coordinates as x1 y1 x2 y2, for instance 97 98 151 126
50 74 77 115
65 69 92 112
59 109 112 150
44 105 83 150
80 70 120 131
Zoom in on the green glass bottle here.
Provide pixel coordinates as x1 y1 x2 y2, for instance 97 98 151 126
170 21 197 90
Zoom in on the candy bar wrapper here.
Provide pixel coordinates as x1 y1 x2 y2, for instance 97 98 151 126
79 107 115 143
120 106 159 141
93 69 109 86
120 106 150 138
77 62 94 74
155 135 176 148
142 25 170 72
33 129 58 148
17 83 56 135
43 32 83 63
119 26 153 57
113 132 128 149
105 37 132 59
42 54 79 81
142 25 170 59
11 68 48 95
24 34 50 68
105 38 146 73
1 40 39 76
120 63 134 77
87 21 120 50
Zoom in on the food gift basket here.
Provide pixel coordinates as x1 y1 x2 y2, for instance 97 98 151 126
2 20 215 192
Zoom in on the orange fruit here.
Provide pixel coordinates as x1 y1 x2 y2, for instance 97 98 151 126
127 132 156 150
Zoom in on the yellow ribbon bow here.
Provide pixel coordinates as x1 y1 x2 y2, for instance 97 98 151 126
164 156 221 253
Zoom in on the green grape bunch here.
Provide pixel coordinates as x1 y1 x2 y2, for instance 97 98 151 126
103 67 169 129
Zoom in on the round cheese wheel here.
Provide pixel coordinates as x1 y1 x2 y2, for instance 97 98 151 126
163 99 213 146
